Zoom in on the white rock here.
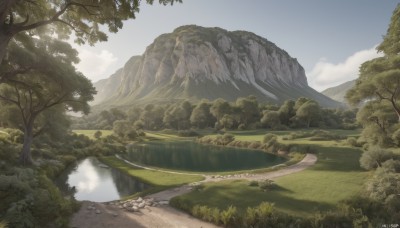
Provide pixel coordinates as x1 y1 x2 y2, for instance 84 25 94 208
138 202 145 208
95 210 101 214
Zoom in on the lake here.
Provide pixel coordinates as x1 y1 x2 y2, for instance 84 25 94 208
55 157 149 202
125 141 286 172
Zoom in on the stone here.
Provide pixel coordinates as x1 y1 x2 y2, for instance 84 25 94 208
138 202 145 208
136 197 143 203
95 210 101 214
132 206 139 212
112 212 118 217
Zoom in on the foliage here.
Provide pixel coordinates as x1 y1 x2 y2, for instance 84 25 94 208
0 0 182 65
346 5 400 148
0 36 95 165
359 147 394 170
0 167 78 228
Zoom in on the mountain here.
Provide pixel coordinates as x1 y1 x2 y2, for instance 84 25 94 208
93 25 340 107
321 80 356 103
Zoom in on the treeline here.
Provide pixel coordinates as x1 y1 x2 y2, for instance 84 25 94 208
72 96 357 133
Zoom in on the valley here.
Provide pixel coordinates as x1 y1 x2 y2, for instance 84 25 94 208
0 2 399 227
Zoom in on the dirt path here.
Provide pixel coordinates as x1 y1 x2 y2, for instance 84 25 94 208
70 154 317 228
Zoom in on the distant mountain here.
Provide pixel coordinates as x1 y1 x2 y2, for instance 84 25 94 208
93 25 340 108
321 80 356 103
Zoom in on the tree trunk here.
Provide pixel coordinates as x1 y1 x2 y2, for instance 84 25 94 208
0 33 11 65
19 122 34 165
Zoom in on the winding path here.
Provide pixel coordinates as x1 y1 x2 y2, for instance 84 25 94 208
70 153 317 228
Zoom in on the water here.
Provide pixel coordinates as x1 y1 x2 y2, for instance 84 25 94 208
55 157 149 202
125 141 286 172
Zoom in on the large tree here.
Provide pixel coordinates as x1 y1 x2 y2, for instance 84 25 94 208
0 0 182 65
346 4 400 121
0 36 95 165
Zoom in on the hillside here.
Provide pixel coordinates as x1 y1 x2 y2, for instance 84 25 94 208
321 80 356 103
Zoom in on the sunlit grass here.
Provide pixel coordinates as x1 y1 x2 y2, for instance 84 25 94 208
173 141 369 217
72 130 113 139
99 156 204 189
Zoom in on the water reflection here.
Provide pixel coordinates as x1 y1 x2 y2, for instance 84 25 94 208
125 141 286 172
56 157 149 202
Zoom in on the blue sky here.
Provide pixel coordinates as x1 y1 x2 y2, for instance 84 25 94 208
74 0 399 91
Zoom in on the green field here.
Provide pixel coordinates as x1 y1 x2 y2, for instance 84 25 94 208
172 130 369 217
73 129 113 139
99 156 204 195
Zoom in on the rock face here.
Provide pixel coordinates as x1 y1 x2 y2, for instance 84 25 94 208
94 25 339 107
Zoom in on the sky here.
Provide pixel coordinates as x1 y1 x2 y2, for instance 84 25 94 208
73 0 399 92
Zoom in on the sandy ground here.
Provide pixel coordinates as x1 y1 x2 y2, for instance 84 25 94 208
70 153 317 228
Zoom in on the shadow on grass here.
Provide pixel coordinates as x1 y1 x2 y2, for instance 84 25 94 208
179 181 334 216
309 145 365 172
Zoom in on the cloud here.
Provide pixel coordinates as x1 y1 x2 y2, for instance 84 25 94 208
75 49 118 82
307 46 383 91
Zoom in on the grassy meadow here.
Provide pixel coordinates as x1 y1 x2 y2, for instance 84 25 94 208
171 129 369 217
74 128 369 217
73 129 113 139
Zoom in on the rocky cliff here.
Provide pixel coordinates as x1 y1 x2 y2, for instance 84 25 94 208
94 25 339 107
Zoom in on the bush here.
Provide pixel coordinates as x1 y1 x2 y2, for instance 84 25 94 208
248 181 259 187
220 206 238 226
177 130 199 137
259 179 276 191
346 137 358 147
359 147 394 170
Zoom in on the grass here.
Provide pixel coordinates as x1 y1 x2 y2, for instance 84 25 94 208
200 128 361 142
99 156 204 196
72 130 113 139
172 131 370 217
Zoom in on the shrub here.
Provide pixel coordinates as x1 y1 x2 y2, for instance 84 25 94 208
94 130 102 139
177 130 199 137
346 137 358 147
220 206 238 226
248 181 259 187
259 179 276 191
359 147 394 170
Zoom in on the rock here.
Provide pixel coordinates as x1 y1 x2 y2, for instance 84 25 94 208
132 206 139 212
136 197 143 203
112 212 118 217
158 200 169 205
95 210 101 214
145 201 152 206
138 202 145 208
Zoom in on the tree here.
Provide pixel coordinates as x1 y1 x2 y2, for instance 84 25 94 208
346 5 400 122
94 130 102 139
356 101 397 147
0 0 182 65
236 96 259 126
359 147 394 170
210 98 231 123
260 111 280 129
0 37 95 165
190 101 214 129
113 120 131 138
295 100 320 128
278 100 295 126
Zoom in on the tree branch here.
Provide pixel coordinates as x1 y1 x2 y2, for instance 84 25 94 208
15 1 99 33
